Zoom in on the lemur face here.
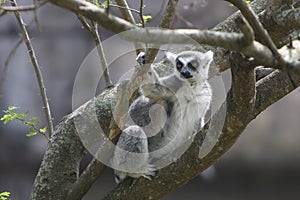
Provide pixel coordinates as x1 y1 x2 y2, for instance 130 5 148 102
166 51 214 83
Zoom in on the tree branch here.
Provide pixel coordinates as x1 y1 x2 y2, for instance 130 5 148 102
76 15 113 87
114 0 137 22
101 56 300 200
225 0 288 68
0 0 47 12
10 0 54 137
145 0 179 64
49 0 300 71
67 1 180 196
31 0 300 199
114 0 144 54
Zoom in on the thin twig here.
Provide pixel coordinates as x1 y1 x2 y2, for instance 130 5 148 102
76 14 112 87
145 0 179 63
0 0 47 12
10 0 54 137
91 22 113 87
109 3 140 15
33 0 41 32
139 0 145 28
114 0 144 54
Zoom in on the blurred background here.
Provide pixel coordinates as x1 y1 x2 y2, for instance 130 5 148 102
0 0 300 199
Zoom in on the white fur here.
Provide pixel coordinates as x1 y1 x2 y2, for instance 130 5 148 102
112 51 214 183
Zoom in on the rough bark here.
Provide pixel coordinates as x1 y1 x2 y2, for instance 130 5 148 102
30 0 300 199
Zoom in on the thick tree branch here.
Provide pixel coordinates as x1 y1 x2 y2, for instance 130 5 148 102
31 89 116 199
49 0 137 32
31 0 300 199
102 56 300 200
49 0 300 71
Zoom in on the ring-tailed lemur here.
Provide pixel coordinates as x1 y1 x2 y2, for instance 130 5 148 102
111 50 214 183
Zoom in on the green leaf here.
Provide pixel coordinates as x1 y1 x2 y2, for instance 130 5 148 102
26 117 37 126
142 15 152 21
39 127 47 133
1 106 42 138
142 15 152 24
1 106 27 124
26 131 37 137
0 0 8 5
0 114 13 124
7 106 18 111
100 0 112 8
0 191 10 200
15 112 27 120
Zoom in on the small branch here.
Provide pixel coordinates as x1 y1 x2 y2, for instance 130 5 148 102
236 15 254 46
114 0 144 54
225 0 286 67
91 23 113 88
77 14 113 88
139 0 145 28
11 0 54 137
67 158 105 200
145 0 179 63
33 0 41 32
114 0 139 21
109 4 140 14
0 0 47 12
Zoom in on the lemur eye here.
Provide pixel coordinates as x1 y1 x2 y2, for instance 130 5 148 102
176 59 183 69
188 61 198 70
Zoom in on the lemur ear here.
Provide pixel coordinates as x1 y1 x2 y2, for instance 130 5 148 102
165 52 177 65
203 51 214 67
200 51 214 79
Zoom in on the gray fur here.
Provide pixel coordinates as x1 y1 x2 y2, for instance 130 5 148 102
111 51 213 183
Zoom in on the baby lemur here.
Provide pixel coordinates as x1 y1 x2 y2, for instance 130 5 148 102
111 50 214 183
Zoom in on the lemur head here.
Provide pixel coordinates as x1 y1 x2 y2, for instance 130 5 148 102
166 51 214 84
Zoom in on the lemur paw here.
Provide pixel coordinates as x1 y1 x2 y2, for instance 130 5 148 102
136 52 146 66
142 164 157 180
